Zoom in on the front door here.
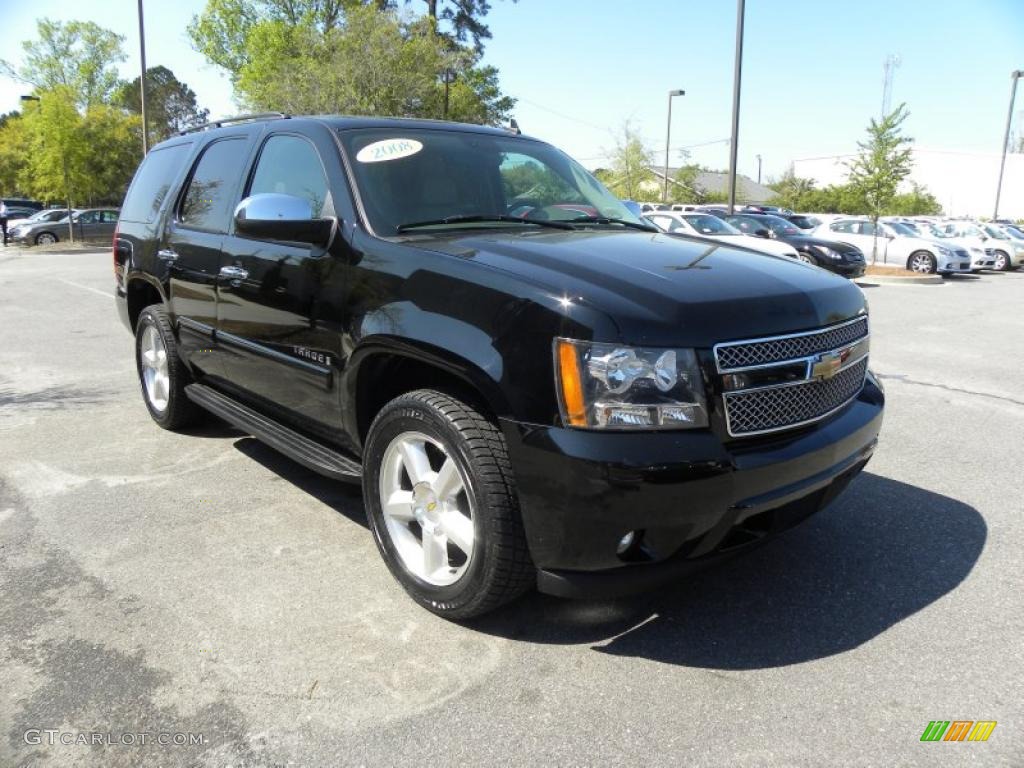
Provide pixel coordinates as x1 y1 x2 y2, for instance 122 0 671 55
215 131 344 434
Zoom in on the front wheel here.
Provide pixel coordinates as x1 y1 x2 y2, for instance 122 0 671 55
795 251 816 265
35 232 57 245
992 250 1010 271
363 390 533 619
908 251 936 274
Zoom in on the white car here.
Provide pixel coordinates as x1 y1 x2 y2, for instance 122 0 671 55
816 217 972 274
643 211 801 260
979 222 1024 271
933 220 997 270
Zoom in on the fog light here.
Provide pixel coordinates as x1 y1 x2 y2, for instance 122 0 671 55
616 531 636 554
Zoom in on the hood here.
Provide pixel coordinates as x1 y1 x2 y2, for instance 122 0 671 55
413 229 866 346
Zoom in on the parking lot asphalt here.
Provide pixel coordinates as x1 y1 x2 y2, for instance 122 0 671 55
1 249 1022 768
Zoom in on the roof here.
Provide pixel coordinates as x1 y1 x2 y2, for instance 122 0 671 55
647 166 777 204
177 113 527 140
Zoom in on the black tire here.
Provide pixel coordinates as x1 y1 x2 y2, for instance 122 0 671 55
908 250 936 274
992 250 1010 271
134 305 202 430
35 232 58 245
363 389 534 619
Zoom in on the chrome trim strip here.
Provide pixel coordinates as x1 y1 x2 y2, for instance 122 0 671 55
726 353 869 396
176 316 214 338
713 315 869 373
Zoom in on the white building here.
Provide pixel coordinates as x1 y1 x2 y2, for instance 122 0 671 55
792 147 1023 219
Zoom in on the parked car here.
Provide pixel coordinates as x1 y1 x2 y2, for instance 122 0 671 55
114 114 883 619
1 197 43 212
901 220 994 271
643 211 801 260
818 218 972 274
978 222 1024 271
933 220 997 270
10 207 119 245
718 213 866 277
782 213 820 231
6 207 76 231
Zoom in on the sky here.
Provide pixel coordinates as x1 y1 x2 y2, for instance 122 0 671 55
1 0 1022 183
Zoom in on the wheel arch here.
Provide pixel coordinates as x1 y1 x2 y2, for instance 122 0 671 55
125 274 168 332
347 339 513 449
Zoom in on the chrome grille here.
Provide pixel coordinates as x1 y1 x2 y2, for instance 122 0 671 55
724 358 868 436
715 316 868 371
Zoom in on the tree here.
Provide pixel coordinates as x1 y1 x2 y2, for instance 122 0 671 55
889 182 942 216
602 123 654 201
404 0 515 52
1 19 126 110
846 103 914 260
189 1 515 124
0 115 32 196
115 66 210 140
767 168 818 210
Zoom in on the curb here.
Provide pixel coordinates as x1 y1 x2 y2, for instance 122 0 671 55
855 273 943 286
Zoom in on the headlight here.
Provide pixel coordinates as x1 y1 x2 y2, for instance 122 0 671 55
555 339 708 430
816 246 843 260
935 246 952 256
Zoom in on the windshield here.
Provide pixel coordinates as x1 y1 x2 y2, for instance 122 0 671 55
1005 225 1024 240
682 214 740 235
887 222 916 236
757 215 801 236
983 224 1008 239
338 128 646 236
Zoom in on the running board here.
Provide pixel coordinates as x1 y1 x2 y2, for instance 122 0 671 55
184 383 362 483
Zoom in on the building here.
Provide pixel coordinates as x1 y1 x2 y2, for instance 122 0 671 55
792 147 1024 219
641 166 776 205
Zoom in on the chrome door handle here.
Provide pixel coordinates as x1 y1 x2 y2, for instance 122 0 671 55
157 248 178 262
219 265 249 280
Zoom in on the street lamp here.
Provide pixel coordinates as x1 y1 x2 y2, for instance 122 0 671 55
756 154 762 185
726 0 746 214
663 89 685 203
994 69 1023 220
138 0 150 154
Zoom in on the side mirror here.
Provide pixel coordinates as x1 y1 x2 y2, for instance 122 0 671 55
234 193 334 246
756 228 771 239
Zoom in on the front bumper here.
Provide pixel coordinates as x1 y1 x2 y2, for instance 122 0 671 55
501 377 884 598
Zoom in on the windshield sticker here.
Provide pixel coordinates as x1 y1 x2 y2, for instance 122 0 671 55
356 138 423 163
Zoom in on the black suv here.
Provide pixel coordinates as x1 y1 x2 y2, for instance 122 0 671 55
115 115 884 619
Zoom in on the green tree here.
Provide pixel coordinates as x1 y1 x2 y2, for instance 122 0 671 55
768 168 818 210
603 123 654 201
1 19 126 110
0 115 32 196
189 0 514 123
846 103 914 260
889 181 942 216
402 0 515 52
115 66 211 141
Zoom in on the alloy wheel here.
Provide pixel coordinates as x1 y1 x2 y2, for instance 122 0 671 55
139 325 170 412
910 253 934 273
378 431 475 586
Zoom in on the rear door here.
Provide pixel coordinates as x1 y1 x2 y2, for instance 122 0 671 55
163 133 255 379
215 129 345 432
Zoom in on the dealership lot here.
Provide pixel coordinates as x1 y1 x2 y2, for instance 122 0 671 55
1 249 1022 767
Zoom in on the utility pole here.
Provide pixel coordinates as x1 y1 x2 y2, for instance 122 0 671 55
138 0 149 154
441 68 456 120
726 0 745 214
881 54 900 119
994 70 1023 220
663 89 685 203
756 154 762 185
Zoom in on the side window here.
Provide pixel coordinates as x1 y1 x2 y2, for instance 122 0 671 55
180 138 249 232
78 211 98 224
101 211 119 223
120 143 191 223
248 134 329 216
668 219 686 233
858 221 876 236
830 222 848 233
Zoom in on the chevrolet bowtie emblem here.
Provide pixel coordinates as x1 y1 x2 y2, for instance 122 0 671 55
811 349 848 380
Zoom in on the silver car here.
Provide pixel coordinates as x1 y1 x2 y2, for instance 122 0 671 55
10 208 119 245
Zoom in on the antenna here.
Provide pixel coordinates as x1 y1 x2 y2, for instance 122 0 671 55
881 54 901 118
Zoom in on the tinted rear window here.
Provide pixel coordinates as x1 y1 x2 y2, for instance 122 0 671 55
179 138 249 233
120 143 191 223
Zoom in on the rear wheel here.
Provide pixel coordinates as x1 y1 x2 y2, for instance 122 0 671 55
35 232 57 245
135 305 202 430
363 389 533 619
992 250 1010 271
908 251 936 274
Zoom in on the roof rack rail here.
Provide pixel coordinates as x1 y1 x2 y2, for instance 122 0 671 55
179 112 291 136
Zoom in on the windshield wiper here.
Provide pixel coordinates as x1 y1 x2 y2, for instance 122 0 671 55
568 216 658 232
396 214 575 233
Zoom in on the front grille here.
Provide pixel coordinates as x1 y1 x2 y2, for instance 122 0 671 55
724 358 868 436
715 316 868 371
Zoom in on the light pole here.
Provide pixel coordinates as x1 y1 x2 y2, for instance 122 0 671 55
994 69 1023 220
20 94 74 243
663 89 685 203
726 0 746 214
137 0 149 154
756 154 762 185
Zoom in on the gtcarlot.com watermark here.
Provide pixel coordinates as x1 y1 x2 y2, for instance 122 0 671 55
24 729 205 747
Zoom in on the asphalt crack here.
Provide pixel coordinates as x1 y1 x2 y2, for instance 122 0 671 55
876 372 1024 408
